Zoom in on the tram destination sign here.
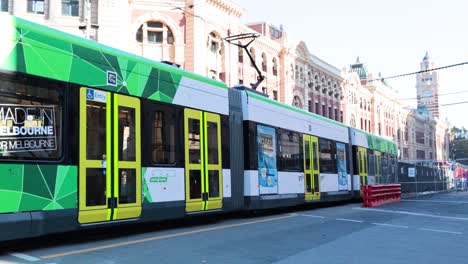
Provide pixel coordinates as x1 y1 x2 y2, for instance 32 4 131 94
0 104 57 153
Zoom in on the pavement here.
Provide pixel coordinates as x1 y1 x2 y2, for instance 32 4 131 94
2 191 468 264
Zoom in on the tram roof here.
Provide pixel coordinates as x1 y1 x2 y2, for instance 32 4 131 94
245 90 348 129
351 128 398 155
0 14 227 103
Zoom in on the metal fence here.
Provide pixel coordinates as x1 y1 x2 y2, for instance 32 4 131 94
397 162 450 194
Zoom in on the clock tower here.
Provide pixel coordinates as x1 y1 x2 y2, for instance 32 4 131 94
416 52 440 118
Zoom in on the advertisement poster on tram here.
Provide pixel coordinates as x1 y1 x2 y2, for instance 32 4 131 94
336 142 348 191
0 104 57 154
257 125 278 194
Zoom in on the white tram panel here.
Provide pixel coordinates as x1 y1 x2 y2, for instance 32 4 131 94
172 77 229 115
244 170 260 196
222 169 232 198
353 175 361 191
143 167 185 203
320 173 353 192
351 129 369 148
277 171 304 194
243 93 349 144
320 173 339 192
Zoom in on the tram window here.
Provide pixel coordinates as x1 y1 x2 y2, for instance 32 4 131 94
312 141 319 171
188 118 201 164
0 77 63 160
244 121 258 170
189 170 202 199
151 106 176 164
208 170 220 198
86 168 106 206
343 144 350 173
304 140 310 170
364 152 368 174
221 115 230 168
318 138 337 173
87 101 106 160
207 121 219 164
118 168 136 204
277 129 301 171
118 107 136 161
352 147 359 175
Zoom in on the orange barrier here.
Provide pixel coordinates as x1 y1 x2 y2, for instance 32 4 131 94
361 184 401 207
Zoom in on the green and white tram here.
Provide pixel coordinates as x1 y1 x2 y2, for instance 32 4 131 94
351 128 398 191
0 14 398 242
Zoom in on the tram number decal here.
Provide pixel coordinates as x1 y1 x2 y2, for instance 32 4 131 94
0 104 57 153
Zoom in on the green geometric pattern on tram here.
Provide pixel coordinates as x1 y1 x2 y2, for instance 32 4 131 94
142 167 152 204
0 164 77 213
365 134 397 155
0 16 187 103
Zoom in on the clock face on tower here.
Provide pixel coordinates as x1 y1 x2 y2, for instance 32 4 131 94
423 90 432 98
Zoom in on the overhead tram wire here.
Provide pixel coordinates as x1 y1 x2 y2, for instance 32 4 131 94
440 101 468 107
368 61 468 83
398 90 468 101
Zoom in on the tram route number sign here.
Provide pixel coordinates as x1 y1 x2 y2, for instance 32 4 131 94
0 104 57 153
408 167 416 177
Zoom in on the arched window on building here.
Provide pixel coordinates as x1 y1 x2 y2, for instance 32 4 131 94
238 45 243 63
249 47 256 67
261 53 267 72
293 96 302 109
272 58 278 76
321 77 326 93
350 114 356 128
315 75 320 91
136 20 176 62
290 64 295 80
207 32 225 81
136 21 174 44
307 71 313 88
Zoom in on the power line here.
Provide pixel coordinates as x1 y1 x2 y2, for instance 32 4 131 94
398 90 468 100
441 101 468 106
369 61 468 82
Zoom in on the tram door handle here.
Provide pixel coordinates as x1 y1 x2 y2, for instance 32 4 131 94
202 193 208 201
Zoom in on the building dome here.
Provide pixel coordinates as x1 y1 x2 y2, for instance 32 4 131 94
350 57 368 80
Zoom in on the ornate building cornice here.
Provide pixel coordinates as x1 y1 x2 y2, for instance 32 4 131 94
206 0 244 17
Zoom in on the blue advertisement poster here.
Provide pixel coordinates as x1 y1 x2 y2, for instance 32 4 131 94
257 125 278 194
336 143 348 191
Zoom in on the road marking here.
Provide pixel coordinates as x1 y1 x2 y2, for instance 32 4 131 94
354 207 468 221
335 218 364 223
8 252 41 262
420 228 463 235
371 223 409 229
40 214 296 259
402 199 468 204
297 214 325 219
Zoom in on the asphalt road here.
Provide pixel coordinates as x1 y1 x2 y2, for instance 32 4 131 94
2 192 468 264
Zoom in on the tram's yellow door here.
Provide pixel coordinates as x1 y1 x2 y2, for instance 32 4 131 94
78 88 142 224
358 147 368 187
303 135 320 201
184 109 223 212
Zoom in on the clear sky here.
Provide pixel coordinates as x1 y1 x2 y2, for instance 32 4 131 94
235 0 468 128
